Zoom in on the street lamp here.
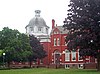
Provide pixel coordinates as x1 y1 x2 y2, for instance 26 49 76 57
90 40 93 43
3 52 5 67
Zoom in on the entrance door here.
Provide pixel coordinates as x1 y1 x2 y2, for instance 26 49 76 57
54 54 60 64
54 50 60 65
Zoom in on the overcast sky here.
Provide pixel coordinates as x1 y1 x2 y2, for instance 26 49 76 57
0 0 70 33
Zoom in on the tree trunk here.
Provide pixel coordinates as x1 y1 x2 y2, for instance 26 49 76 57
29 61 32 68
97 54 100 71
7 61 10 68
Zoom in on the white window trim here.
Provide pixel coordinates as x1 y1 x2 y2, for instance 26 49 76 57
78 49 83 61
95 58 97 63
54 31 56 34
65 52 70 61
30 27 33 31
54 31 59 34
57 38 60 46
71 51 76 61
65 64 70 69
78 53 83 61
54 38 56 46
38 27 43 32
65 50 70 61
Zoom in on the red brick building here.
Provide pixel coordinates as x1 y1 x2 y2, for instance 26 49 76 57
48 19 97 69
10 10 97 69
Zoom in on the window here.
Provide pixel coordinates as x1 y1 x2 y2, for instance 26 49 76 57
40 59 43 64
57 38 60 46
78 49 83 61
32 61 37 64
54 31 59 34
54 31 56 34
46 28 48 34
65 50 70 61
30 27 33 31
54 38 57 46
78 64 83 69
65 64 70 69
78 53 83 61
78 56 83 61
72 51 76 61
64 36 67 46
95 59 97 63
56 32 58 34
65 41 67 46
38 27 42 32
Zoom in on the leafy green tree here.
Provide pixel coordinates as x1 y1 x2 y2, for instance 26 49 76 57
63 0 100 70
0 27 32 67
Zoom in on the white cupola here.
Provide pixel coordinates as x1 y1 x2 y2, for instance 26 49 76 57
25 10 50 42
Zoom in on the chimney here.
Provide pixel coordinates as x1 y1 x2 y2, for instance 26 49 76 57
52 19 55 29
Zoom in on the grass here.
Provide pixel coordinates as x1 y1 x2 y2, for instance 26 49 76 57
0 68 100 74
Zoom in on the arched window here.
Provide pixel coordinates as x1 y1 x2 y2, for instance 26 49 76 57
57 38 60 46
54 38 57 46
78 49 83 61
38 27 43 32
30 27 33 31
65 50 70 61
71 50 76 61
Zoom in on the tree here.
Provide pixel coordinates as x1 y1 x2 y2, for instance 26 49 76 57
0 27 32 67
28 35 47 67
63 0 100 70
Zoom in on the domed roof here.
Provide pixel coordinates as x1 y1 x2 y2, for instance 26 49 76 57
26 10 49 28
29 17 48 27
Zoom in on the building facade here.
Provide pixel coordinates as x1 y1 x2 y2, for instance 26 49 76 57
10 10 97 69
49 19 96 69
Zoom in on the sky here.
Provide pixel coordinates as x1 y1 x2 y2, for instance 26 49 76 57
0 0 70 33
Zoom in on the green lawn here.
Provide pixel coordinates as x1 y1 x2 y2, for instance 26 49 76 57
0 68 100 74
